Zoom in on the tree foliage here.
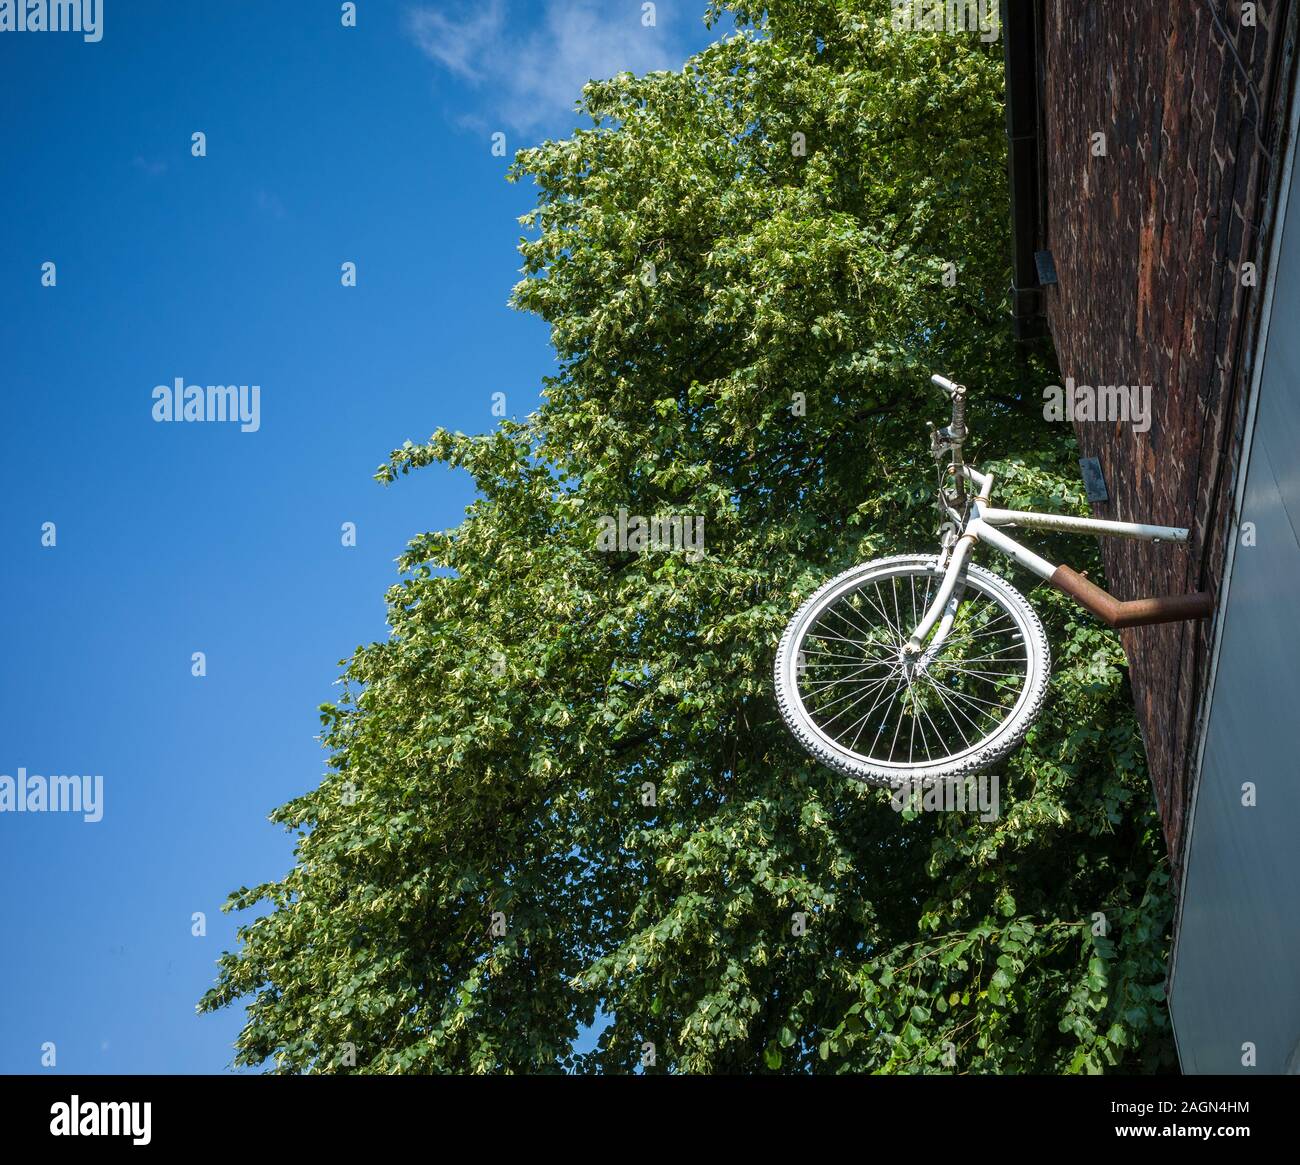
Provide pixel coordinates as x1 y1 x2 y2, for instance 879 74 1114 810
200 0 1175 1074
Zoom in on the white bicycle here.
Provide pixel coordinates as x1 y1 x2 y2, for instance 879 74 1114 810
775 374 1213 786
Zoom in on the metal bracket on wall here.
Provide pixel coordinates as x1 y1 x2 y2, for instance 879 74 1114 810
1034 249 1058 285
1079 456 1109 502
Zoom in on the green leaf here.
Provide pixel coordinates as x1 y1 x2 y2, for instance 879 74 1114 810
198 0 1176 1079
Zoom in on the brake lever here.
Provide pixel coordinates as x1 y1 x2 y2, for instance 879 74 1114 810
927 420 960 461
927 421 946 460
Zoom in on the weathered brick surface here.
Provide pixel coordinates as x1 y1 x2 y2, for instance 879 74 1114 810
1040 0 1294 879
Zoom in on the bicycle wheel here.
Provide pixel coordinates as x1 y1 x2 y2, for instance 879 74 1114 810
774 554 1050 785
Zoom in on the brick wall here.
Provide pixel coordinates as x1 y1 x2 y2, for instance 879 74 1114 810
1038 0 1294 878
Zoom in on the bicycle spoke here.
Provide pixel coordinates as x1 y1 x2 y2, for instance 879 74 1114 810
846 674 910 752
923 675 977 747
814 670 900 725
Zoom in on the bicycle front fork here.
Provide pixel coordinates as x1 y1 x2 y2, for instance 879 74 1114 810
903 533 975 658
904 466 995 657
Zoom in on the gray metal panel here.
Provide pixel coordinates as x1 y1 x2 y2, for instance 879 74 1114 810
1171 440 1300 1072
1169 165 1300 1072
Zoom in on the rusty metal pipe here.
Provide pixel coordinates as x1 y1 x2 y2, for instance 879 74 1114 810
1048 565 1213 629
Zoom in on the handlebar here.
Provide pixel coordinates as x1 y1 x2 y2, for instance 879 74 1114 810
930 374 960 397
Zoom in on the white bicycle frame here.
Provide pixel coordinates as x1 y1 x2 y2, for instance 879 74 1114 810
906 376 1211 654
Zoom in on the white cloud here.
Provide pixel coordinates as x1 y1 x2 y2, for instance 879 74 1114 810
406 0 506 82
405 0 689 136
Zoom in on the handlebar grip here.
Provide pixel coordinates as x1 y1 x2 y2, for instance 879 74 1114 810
930 374 959 397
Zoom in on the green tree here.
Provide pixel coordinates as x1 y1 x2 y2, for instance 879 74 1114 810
200 0 1174 1074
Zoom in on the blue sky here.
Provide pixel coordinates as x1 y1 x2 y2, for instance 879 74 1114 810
0 0 719 1074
